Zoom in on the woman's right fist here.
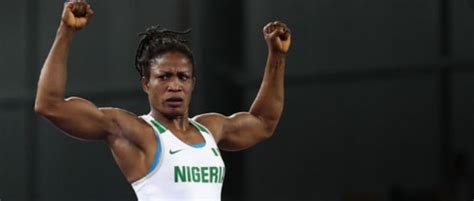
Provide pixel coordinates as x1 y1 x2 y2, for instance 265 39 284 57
62 0 93 31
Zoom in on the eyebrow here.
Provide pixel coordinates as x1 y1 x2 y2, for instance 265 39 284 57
156 69 192 75
157 69 191 72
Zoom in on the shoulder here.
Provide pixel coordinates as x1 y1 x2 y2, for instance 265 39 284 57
192 113 228 142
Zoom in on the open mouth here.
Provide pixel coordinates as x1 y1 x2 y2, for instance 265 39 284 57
165 97 184 107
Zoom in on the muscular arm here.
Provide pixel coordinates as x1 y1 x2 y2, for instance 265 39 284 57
34 2 119 140
195 21 291 151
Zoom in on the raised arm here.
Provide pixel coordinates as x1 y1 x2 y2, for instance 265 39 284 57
195 21 291 151
34 1 119 140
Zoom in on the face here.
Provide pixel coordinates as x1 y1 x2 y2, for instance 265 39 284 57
142 51 195 118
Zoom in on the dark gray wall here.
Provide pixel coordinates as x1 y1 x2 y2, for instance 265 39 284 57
239 0 474 200
2 0 474 201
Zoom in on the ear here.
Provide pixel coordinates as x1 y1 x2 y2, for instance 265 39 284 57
141 76 149 94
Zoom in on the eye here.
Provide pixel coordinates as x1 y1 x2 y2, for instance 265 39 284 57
179 75 189 81
158 75 169 80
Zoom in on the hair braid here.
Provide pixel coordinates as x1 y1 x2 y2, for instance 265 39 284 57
134 25 194 79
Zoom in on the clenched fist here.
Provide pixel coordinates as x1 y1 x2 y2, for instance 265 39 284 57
263 21 291 55
62 0 94 31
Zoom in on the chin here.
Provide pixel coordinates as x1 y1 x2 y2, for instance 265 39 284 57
163 108 186 118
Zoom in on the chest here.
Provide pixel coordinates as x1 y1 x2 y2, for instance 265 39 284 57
168 128 205 145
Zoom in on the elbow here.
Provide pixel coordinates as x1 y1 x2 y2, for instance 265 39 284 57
34 99 59 118
261 131 274 140
261 120 279 140
250 113 281 141
34 102 50 117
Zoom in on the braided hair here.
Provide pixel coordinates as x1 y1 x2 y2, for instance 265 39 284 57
134 25 194 80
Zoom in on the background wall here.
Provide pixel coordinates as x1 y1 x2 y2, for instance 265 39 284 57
1 0 474 200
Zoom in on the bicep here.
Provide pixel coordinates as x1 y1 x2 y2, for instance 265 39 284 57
204 112 271 151
39 96 119 140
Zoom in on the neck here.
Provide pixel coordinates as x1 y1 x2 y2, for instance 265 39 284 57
149 110 190 131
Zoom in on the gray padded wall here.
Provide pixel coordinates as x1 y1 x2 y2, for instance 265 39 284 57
243 76 440 201
0 1 29 200
0 0 28 96
2 0 474 200
243 0 440 77
0 108 29 201
452 0 474 60
240 0 450 200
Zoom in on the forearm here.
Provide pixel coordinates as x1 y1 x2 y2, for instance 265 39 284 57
212 22 290 149
35 24 75 111
249 52 286 130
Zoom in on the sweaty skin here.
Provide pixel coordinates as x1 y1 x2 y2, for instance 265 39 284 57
34 0 291 183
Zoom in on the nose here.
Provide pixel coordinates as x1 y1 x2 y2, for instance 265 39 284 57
167 78 182 92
